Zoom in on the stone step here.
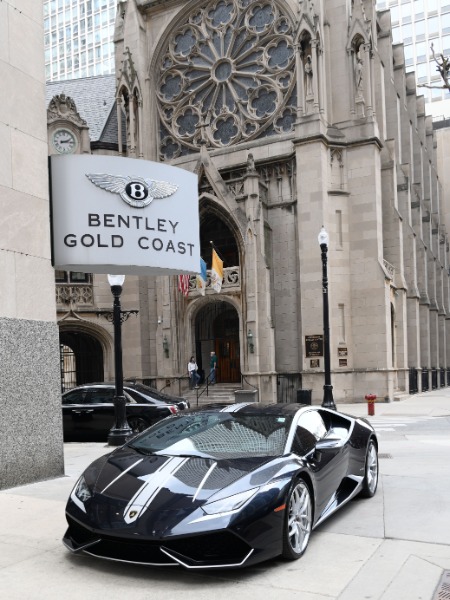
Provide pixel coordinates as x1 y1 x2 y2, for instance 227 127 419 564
183 383 243 407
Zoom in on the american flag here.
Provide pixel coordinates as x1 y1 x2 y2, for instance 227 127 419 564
178 274 190 297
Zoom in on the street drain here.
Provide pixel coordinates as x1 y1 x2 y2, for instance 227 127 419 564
433 570 450 600
378 453 392 459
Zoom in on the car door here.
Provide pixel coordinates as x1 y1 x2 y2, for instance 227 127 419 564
62 388 89 440
292 409 349 522
83 388 117 439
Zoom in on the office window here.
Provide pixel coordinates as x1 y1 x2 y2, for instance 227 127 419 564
392 26 402 43
427 17 439 35
390 5 399 23
443 13 450 34
415 41 426 60
443 35 450 54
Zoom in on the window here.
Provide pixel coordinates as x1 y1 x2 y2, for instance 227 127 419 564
443 13 450 34
415 20 425 37
292 426 317 456
392 26 402 43
88 389 115 404
297 411 327 440
427 17 439 35
62 389 86 405
413 0 423 11
415 41 426 61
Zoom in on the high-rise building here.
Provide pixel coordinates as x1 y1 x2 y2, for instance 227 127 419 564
377 0 450 117
43 0 117 82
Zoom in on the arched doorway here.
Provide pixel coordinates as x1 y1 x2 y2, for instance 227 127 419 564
59 330 104 391
194 301 241 384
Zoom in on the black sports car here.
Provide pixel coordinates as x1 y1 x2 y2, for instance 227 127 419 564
63 403 378 569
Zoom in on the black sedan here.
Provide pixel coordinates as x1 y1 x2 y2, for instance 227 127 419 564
123 380 190 411
63 403 378 568
62 384 178 441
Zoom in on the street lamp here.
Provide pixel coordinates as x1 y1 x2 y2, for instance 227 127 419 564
107 274 133 445
318 227 336 410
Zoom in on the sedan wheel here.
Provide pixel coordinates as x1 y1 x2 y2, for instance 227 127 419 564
128 417 149 434
360 440 378 498
282 479 312 560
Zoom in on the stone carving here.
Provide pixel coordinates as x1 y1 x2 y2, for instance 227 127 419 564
355 55 363 93
47 94 87 127
157 0 297 158
304 55 313 96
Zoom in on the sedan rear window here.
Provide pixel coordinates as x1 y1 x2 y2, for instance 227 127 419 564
128 412 293 459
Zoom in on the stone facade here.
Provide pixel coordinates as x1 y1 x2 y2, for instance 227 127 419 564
52 0 450 405
0 1 63 489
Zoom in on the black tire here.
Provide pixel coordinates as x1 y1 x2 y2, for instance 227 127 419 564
281 479 313 560
128 416 149 435
360 440 378 498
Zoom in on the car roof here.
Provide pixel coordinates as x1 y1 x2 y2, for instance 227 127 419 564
188 402 309 416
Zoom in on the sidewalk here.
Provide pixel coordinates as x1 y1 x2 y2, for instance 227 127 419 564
0 390 449 599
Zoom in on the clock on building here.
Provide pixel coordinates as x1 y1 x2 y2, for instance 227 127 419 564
52 128 78 154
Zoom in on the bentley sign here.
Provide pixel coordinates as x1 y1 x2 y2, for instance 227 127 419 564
49 155 199 275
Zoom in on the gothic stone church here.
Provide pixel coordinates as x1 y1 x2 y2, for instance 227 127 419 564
50 0 450 403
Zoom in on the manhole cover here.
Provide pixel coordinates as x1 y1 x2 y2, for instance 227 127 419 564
378 453 392 459
434 570 450 600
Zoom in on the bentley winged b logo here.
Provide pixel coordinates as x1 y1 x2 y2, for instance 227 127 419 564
85 173 178 208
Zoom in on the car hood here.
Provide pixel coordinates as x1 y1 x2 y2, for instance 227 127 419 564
74 447 287 537
91 447 272 506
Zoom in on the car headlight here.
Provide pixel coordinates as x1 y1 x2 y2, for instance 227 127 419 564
70 475 92 513
202 488 259 516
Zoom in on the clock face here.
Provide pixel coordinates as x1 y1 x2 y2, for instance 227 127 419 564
53 129 77 154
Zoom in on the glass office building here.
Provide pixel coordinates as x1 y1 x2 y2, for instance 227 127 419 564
44 0 117 81
377 0 450 117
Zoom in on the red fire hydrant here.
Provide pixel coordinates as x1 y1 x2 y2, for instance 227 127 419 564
365 393 377 416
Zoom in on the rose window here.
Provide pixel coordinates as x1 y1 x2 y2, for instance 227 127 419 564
157 0 296 159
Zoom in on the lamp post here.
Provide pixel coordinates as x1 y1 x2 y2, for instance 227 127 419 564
107 274 133 445
318 227 336 410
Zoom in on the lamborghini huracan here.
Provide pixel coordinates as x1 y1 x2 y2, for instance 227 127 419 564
63 402 378 569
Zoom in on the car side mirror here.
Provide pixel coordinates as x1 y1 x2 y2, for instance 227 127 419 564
315 436 342 451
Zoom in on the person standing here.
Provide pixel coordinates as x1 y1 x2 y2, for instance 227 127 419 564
188 356 200 389
209 351 218 385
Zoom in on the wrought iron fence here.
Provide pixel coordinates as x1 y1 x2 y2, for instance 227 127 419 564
422 368 429 392
409 368 418 394
431 368 438 390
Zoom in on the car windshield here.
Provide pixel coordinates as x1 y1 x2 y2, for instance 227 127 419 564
128 412 293 459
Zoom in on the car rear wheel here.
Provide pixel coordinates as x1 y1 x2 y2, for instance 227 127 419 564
282 479 312 560
127 416 149 434
360 440 378 498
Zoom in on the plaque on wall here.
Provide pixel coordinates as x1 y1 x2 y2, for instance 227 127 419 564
305 335 323 357
338 347 348 357
339 359 348 367
310 359 320 368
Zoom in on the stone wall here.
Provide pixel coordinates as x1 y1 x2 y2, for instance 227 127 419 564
0 1 63 488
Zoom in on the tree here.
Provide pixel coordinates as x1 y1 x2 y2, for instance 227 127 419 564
417 43 450 90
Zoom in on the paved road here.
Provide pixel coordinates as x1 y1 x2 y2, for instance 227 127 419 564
0 390 449 599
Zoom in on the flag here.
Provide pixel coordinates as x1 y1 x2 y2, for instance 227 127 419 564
196 257 207 296
211 248 223 293
178 274 190 297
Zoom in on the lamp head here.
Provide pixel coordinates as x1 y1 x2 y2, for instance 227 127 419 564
107 274 125 288
318 227 329 246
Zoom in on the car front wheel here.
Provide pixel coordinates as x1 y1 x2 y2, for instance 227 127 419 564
282 479 313 560
127 416 149 434
360 440 378 498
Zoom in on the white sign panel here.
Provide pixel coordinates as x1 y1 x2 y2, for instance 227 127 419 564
50 155 200 275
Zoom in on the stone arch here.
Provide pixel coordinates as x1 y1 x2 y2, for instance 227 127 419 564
186 296 243 383
58 320 113 388
198 191 245 269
